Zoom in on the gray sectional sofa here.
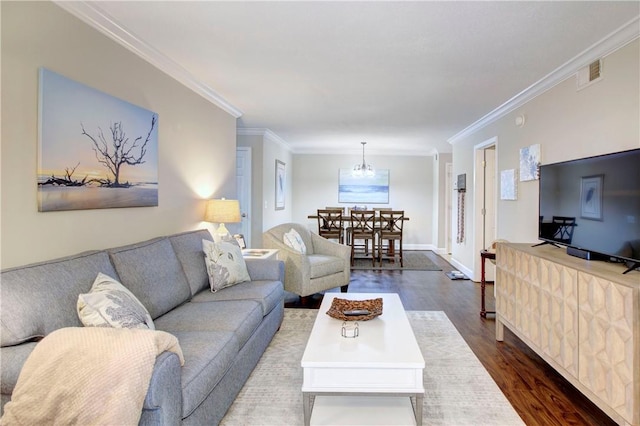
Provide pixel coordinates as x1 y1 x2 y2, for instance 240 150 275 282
0 229 285 425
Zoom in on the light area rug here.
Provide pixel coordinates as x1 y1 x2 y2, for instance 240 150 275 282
220 309 524 426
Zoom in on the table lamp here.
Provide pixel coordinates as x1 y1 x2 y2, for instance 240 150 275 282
204 198 241 240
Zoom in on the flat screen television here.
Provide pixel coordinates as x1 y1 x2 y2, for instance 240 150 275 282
538 148 640 274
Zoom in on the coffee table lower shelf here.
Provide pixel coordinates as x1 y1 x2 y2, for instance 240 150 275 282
307 394 420 426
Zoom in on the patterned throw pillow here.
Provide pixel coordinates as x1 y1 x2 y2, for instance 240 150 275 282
77 273 155 330
283 228 307 254
202 239 251 292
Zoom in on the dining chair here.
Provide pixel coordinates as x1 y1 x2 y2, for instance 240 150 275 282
377 210 405 266
316 209 345 244
348 210 376 266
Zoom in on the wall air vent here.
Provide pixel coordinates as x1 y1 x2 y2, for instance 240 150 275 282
576 59 602 91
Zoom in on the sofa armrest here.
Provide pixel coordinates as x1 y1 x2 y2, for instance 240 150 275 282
140 351 182 426
244 259 284 283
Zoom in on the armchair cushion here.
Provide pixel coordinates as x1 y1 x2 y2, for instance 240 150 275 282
308 255 345 279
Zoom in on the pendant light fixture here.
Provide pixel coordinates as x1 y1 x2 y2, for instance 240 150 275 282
352 141 375 177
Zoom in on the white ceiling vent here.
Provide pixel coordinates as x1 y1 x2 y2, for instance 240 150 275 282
576 59 602 91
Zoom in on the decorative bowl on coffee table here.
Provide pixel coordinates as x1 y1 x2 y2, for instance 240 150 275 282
326 297 383 321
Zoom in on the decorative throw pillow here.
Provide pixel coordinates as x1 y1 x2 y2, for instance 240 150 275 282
202 239 251 292
77 273 155 330
283 228 307 254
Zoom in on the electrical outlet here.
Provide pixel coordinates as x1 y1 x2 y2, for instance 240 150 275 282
264 201 268 209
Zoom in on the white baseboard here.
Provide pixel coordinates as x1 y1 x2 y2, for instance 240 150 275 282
403 243 436 251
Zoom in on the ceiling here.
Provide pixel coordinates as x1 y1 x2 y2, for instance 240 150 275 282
73 1 638 155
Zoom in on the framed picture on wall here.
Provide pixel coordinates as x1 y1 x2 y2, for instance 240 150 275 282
500 169 517 200
338 169 389 203
275 160 286 210
37 68 159 212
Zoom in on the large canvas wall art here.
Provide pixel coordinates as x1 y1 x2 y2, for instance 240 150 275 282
38 68 159 212
519 144 541 181
338 169 389 204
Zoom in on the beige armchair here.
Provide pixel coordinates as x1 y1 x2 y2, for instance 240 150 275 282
263 223 351 297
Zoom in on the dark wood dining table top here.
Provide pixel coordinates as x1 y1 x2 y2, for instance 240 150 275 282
307 214 410 221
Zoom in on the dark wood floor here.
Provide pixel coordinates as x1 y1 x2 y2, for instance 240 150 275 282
286 252 616 426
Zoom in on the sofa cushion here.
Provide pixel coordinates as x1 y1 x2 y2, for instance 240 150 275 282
0 251 118 347
169 331 238 419
109 238 192 319
77 273 155 330
308 254 345 279
1 343 37 399
169 229 213 296
154 300 263 350
202 240 251 292
190 280 283 317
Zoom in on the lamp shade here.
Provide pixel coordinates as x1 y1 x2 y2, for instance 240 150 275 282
204 199 241 224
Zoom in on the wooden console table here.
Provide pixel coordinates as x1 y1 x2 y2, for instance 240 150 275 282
479 250 495 318
495 242 639 425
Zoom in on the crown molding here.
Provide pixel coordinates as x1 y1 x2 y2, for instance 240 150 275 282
237 128 292 152
292 147 437 156
54 1 243 118
448 16 640 145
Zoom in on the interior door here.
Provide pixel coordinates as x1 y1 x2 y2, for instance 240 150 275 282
236 147 252 247
473 138 497 282
483 147 497 281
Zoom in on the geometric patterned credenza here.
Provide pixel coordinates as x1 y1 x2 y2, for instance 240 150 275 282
495 243 639 425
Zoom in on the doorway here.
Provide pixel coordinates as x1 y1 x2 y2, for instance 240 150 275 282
473 138 497 282
236 147 252 247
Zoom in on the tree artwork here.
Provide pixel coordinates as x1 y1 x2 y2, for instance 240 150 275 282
38 68 159 211
81 114 157 187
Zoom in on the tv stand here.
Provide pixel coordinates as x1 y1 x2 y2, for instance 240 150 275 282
495 243 639 425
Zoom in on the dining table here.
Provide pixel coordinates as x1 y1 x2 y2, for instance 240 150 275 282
307 214 410 222
308 212 409 261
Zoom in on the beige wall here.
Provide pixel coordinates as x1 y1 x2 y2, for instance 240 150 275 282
450 39 640 278
291 154 435 248
1 2 237 268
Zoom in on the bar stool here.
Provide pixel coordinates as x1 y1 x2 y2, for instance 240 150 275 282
349 210 376 266
316 209 344 244
377 210 405 266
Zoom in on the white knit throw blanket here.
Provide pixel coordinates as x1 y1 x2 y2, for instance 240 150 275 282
1 327 184 426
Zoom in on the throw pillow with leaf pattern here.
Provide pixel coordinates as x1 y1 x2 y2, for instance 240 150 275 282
77 272 155 329
202 239 251 292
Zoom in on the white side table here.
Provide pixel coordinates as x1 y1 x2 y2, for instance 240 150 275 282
241 248 279 260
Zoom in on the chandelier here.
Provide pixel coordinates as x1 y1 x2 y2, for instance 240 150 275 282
352 141 375 177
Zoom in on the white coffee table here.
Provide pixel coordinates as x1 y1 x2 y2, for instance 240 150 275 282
301 293 424 426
